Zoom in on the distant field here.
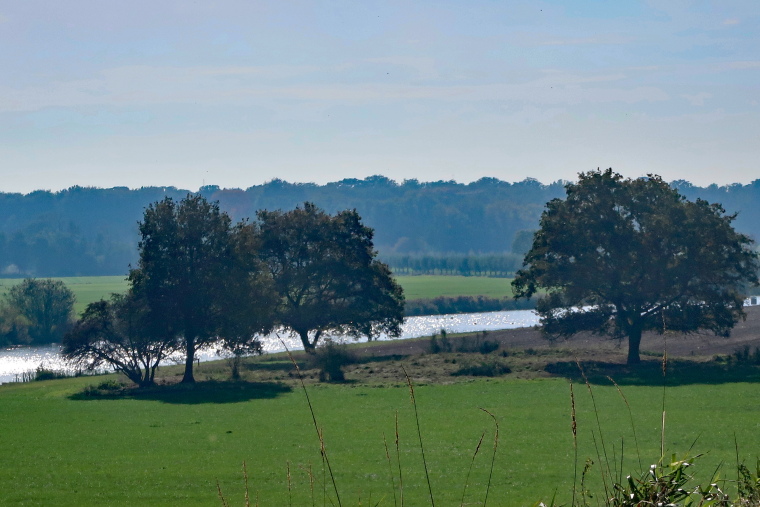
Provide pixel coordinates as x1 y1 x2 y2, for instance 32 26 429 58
0 275 513 316
397 275 514 300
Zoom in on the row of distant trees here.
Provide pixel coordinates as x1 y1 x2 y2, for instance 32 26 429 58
0 177 592 277
381 252 526 277
62 197 404 386
4 176 760 279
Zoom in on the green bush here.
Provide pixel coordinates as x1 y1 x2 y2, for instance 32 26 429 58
733 345 760 365
81 379 129 397
452 361 511 377
26 365 72 382
310 341 356 382
429 329 452 353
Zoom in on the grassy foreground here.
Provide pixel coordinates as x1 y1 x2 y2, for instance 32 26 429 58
0 363 758 506
0 275 514 316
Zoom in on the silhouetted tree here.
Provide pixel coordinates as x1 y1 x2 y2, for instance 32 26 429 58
129 194 273 383
257 202 404 352
63 292 173 387
513 169 760 365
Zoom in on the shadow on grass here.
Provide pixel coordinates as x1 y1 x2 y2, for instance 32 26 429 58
70 380 292 404
545 358 760 386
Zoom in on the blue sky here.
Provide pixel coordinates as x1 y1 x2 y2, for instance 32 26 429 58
1 1 758 192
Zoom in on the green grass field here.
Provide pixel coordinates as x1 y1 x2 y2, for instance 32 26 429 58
398 275 515 300
0 371 757 506
0 275 513 316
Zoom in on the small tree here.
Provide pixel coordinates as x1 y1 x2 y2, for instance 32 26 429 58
0 304 31 346
513 169 760 365
63 293 174 387
257 202 405 352
4 278 75 345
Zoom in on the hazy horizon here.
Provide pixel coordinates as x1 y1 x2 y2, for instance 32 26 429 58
2 171 757 196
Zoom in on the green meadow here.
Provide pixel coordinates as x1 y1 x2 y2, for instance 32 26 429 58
0 275 513 316
398 275 515 300
0 369 758 506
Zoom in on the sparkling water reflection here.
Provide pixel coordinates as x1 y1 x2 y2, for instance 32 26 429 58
0 309 539 384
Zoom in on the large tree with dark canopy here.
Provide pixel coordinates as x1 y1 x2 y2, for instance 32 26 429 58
129 194 274 383
512 169 759 365
257 202 405 352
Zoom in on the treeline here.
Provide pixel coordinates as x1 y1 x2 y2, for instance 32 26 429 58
405 296 535 316
381 252 523 277
0 225 134 277
2 175 760 277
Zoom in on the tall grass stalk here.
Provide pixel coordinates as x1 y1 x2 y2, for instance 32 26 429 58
459 431 485 506
286 460 292 507
216 479 230 507
606 376 642 473
395 410 404 507
570 383 578 507
282 340 342 507
243 461 251 507
479 408 499 507
402 366 435 507
576 360 612 500
297 463 315 507
661 349 668 458
383 432 398 507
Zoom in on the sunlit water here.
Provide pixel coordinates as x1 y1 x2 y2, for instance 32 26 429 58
0 309 539 384
5 296 758 384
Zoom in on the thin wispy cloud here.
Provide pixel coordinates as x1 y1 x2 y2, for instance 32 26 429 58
0 1 758 192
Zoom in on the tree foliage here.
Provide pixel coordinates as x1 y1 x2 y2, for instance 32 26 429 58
129 195 274 383
513 169 760 364
257 202 405 352
2 278 75 345
61 197 402 385
62 293 173 387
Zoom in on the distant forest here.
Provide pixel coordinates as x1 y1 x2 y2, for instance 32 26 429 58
1 175 758 277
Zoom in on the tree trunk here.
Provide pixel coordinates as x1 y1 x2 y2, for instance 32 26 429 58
299 330 316 354
182 337 196 383
627 326 642 365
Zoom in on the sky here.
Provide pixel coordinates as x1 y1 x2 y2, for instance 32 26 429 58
1 0 759 193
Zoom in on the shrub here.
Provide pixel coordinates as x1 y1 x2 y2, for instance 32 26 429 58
310 341 356 382
81 379 129 397
23 365 72 382
479 340 499 355
455 331 499 354
429 329 453 354
733 345 760 365
452 361 511 377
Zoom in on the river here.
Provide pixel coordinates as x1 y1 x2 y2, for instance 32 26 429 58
0 309 540 384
